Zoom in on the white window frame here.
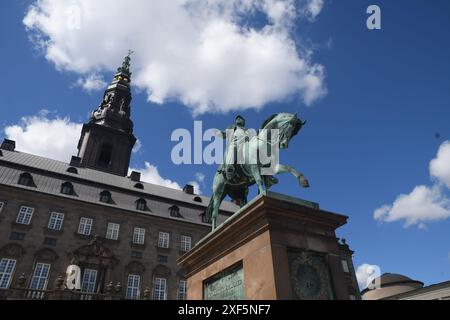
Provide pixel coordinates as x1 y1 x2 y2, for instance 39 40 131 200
29 263 51 290
158 232 170 249
0 258 17 289
106 222 120 240
16 206 35 225
180 235 192 252
153 277 167 300
133 227 146 245
48 212 64 231
178 280 187 300
81 269 98 293
126 274 141 300
78 217 93 236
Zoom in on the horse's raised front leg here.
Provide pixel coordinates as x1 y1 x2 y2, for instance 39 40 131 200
274 164 310 188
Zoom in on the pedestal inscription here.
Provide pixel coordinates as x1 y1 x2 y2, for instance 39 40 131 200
204 263 245 300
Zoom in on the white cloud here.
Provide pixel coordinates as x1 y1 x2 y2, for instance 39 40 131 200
356 264 381 290
195 172 206 184
303 0 324 21
75 73 107 93
4 113 82 162
430 141 450 188
132 139 142 154
374 141 450 228
23 0 326 115
374 185 450 227
131 162 182 190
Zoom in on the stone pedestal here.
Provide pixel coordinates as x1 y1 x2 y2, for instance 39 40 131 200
178 191 356 300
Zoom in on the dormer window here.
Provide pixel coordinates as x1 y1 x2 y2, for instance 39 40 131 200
136 199 147 211
61 182 75 196
100 191 112 204
134 183 144 190
193 196 202 203
67 167 78 174
169 206 181 218
18 173 34 187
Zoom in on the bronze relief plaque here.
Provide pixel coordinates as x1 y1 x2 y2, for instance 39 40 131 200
203 262 245 300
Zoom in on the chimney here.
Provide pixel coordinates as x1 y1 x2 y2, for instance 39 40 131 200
70 156 82 167
183 184 195 195
130 171 141 182
1 139 16 151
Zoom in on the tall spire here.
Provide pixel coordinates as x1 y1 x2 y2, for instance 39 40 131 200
89 51 135 134
76 52 137 176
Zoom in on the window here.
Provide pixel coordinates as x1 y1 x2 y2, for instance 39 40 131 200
78 217 93 236
61 182 74 195
48 212 64 230
193 197 202 203
133 227 146 245
153 277 167 300
97 143 113 168
18 173 34 187
136 199 147 211
67 167 78 174
106 222 120 240
157 255 168 263
10 232 25 241
43 238 57 246
0 259 17 289
131 251 143 259
169 206 180 217
180 235 192 253
16 206 34 225
100 191 112 204
134 183 144 190
126 275 141 300
29 263 51 290
158 232 170 249
178 280 187 300
341 259 350 273
0 201 4 213
81 269 97 293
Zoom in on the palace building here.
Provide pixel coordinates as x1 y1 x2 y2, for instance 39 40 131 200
0 56 237 300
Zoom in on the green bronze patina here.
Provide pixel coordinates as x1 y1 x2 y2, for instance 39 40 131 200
205 113 310 230
204 263 245 300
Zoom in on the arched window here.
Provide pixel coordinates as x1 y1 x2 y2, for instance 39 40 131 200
136 199 147 211
169 206 181 218
18 173 34 187
193 196 202 203
100 191 112 204
61 182 75 195
67 167 78 174
134 183 144 190
97 143 113 168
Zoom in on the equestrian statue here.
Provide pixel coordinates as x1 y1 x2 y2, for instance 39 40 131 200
205 113 310 230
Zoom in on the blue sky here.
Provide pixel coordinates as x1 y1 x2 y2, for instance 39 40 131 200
1 0 450 288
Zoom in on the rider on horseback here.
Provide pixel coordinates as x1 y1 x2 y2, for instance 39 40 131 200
218 115 249 182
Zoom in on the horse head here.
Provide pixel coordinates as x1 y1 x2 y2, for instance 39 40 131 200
262 113 306 149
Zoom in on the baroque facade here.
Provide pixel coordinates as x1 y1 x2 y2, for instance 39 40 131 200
0 56 237 300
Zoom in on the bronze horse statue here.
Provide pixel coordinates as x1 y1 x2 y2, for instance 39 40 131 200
205 113 310 230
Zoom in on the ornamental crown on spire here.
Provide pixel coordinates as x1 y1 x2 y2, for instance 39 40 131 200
116 50 134 77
